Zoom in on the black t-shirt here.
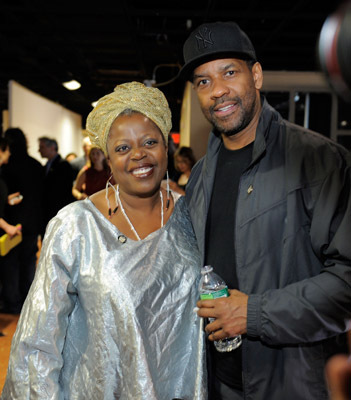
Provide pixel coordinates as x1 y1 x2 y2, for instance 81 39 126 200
205 141 253 390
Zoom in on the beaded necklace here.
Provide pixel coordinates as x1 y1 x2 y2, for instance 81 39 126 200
115 184 164 241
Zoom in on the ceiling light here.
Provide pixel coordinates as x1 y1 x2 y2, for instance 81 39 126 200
62 80 81 90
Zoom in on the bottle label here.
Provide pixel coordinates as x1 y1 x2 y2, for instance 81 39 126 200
200 287 229 300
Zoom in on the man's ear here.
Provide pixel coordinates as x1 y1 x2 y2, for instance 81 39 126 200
252 62 263 90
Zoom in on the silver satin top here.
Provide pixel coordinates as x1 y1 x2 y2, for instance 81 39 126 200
1 196 207 400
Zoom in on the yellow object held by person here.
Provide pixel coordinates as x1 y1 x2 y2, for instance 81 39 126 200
0 224 22 256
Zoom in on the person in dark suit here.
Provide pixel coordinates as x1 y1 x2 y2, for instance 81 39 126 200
0 128 43 314
38 136 75 238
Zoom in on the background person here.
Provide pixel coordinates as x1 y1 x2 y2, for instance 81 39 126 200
70 136 92 179
166 134 179 182
0 138 22 239
1 82 206 399
0 137 22 314
72 146 112 200
164 146 197 195
174 146 196 190
65 152 77 162
0 128 44 314
179 21 351 400
38 136 74 238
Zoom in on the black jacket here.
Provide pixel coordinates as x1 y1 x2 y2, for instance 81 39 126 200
3 155 44 236
0 172 8 236
186 98 351 400
42 154 74 236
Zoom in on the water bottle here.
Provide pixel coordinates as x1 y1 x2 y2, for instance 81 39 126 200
199 265 242 352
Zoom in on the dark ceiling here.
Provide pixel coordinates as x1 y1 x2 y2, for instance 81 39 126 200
0 0 343 131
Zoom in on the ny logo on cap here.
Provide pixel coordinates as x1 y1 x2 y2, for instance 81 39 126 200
195 27 213 50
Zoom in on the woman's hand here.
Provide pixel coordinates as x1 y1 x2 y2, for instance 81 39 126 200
8 192 23 205
1 221 22 237
7 224 21 237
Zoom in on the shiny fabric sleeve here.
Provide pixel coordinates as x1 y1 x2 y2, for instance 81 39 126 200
247 145 351 345
1 214 78 399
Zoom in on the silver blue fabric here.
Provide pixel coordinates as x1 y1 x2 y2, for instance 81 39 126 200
1 196 207 400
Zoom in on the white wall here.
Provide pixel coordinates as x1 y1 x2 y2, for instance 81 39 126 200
179 81 212 161
8 80 83 164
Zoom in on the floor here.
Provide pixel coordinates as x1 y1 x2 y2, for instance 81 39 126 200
0 312 19 393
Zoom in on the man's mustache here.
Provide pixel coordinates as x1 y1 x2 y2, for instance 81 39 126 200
209 97 242 114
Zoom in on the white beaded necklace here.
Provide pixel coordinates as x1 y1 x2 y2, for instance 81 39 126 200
116 184 164 241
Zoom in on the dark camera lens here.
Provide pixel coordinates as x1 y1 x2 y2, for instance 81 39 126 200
318 2 351 102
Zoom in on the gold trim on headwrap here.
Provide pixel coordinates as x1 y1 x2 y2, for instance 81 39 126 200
86 81 172 156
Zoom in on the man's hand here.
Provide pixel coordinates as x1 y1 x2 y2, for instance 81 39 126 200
325 327 351 400
196 289 248 341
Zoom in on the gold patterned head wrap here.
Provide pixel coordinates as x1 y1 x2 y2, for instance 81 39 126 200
86 81 172 156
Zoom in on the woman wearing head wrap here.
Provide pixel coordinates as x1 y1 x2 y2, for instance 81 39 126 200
2 82 207 400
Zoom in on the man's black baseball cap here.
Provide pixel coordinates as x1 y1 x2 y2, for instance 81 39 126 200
179 21 257 81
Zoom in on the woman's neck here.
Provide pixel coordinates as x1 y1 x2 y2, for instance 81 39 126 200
116 185 171 240
93 162 104 171
118 186 162 214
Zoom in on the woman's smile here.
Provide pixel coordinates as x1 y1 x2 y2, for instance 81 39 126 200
130 164 154 178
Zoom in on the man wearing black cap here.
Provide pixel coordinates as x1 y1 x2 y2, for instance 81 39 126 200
180 21 351 400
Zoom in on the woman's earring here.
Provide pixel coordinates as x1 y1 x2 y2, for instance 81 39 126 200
105 175 118 217
166 170 170 210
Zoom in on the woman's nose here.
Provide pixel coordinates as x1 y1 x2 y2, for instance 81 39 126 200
130 147 146 159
